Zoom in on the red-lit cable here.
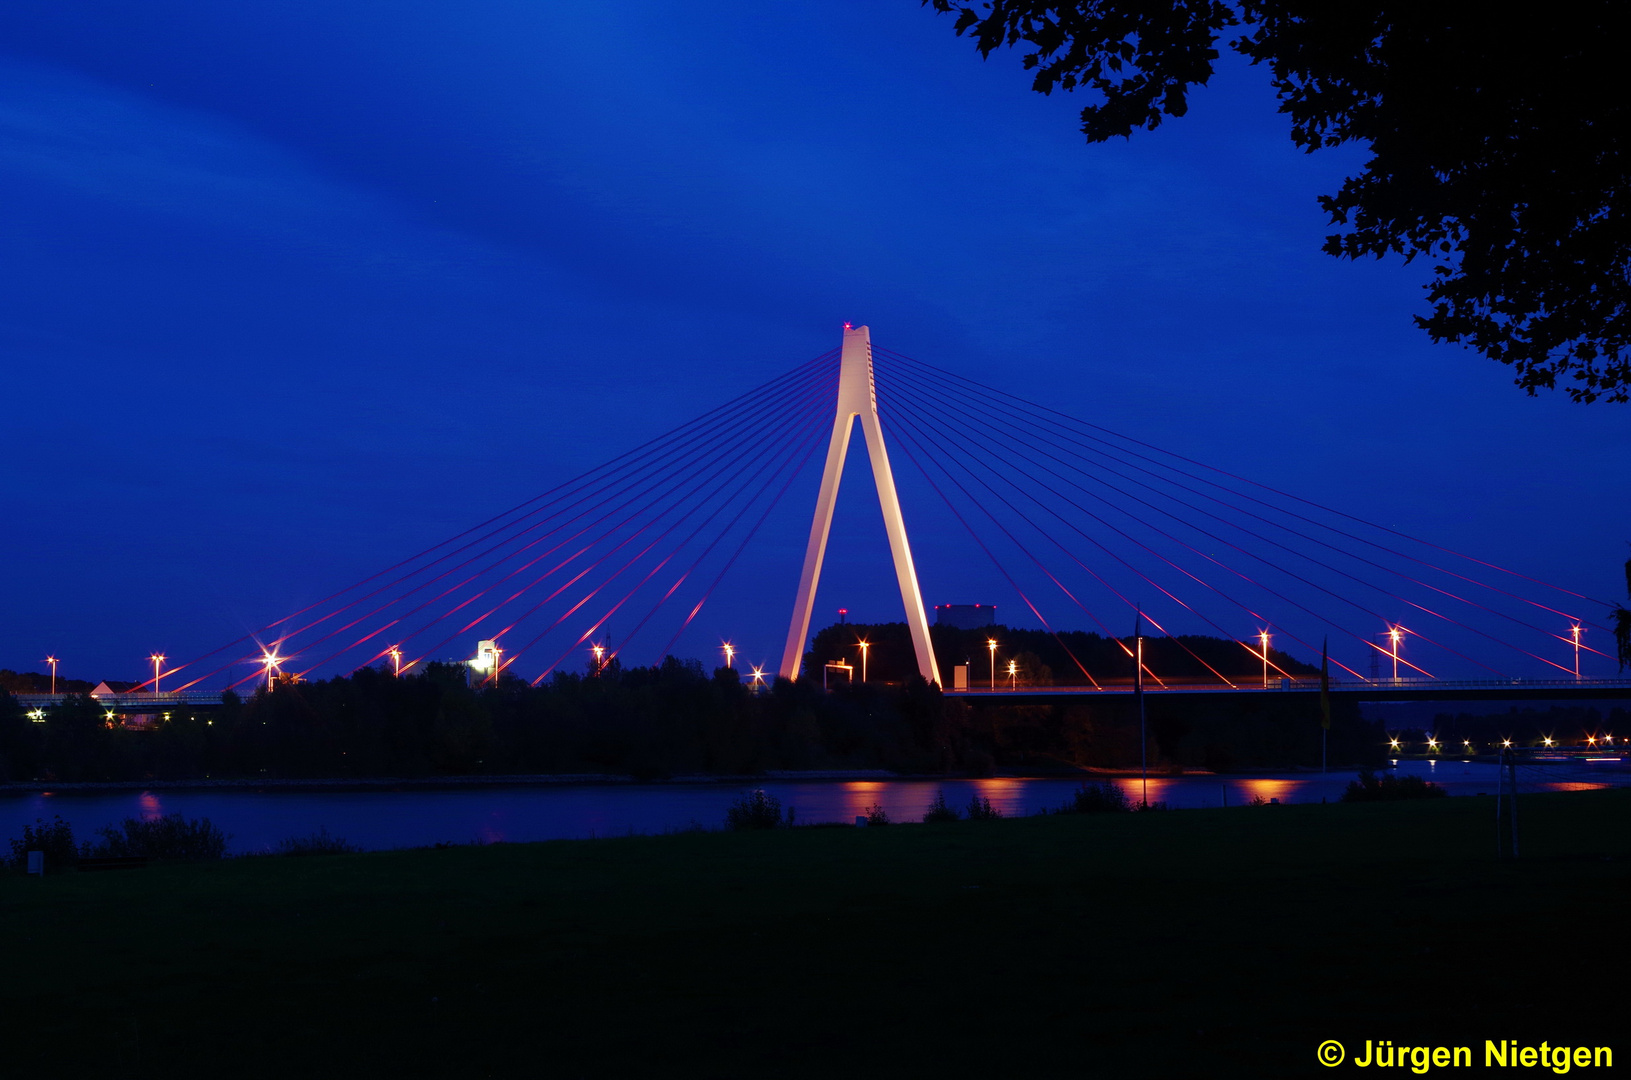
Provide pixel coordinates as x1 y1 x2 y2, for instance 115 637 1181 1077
879 347 1611 625
281 361 836 678
882 388 1242 686
168 348 837 690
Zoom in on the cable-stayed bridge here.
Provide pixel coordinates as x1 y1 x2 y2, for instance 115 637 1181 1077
72 325 1629 707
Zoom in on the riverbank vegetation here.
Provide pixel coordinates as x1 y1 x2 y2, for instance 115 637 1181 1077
2 788 1625 1077
5 625 1622 786
0 628 1387 784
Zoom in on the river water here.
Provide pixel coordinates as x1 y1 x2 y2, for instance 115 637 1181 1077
4 758 1626 855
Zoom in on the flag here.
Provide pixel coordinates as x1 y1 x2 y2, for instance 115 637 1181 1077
1319 636 1332 731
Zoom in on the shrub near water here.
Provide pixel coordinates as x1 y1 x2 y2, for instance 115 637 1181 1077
922 790 960 823
1341 768 1449 803
965 795 1003 821
1055 782 1132 814
7 816 78 872
84 814 229 861
725 789 791 830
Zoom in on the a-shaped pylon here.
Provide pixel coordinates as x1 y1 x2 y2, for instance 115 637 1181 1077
779 325 941 686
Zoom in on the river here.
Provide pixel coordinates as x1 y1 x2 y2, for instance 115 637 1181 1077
4 758 1626 855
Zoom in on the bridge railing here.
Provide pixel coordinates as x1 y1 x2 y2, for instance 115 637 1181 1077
12 691 231 708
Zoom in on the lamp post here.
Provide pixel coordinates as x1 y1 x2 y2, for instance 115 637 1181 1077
722 642 735 670
389 647 402 677
1257 631 1270 688
262 651 280 691
750 666 766 692
1007 659 1017 691
858 640 869 684
1389 625 1403 681
1570 624 1582 679
150 653 165 696
592 643 605 675
987 638 998 691
45 655 58 695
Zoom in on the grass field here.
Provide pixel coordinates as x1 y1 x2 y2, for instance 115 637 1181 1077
4 789 1627 1078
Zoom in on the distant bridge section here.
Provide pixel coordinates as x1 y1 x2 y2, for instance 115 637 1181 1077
14 691 231 710
945 677 1631 704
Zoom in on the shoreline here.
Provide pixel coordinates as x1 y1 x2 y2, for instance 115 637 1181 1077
0 765 1439 797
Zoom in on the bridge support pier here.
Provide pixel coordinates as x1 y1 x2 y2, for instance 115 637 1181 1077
779 325 941 687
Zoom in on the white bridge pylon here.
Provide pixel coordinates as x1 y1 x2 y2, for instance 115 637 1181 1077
780 325 941 687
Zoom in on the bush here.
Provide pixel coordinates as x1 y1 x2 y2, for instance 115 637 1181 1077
965 795 1003 821
725 789 788 830
273 828 362 856
84 814 229 861
864 803 890 827
1056 782 1131 814
922 790 960 823
1341 768 1449 803
8 816 78 872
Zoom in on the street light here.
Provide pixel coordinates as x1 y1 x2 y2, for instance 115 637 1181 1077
987 638 998 691
750 666 766 691
857 640 869 684
45 655 59 695
389 647 403 677
150 653 166 696
1570 624 1582 679
722 642 734 670
1257 631 1270 688
262 651 281 691
1008 659 1018 691
592 643 606 674
1388 625 1403 681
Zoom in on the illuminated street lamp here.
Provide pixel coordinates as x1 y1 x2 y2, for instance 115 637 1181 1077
1388 626 1404 681
45 655 59 695
1008 659 1018 691
750 666 766 691
388 647 403 677
1426 736 1439 752
261 651 281 691
987 638 998 691
1570 624 1582 680
1543 736 1555 747
150 653 166 696
1257 631 1270 688
857 640 869 684
722 642 735 670
592 643 606 674
1389 737 1401 751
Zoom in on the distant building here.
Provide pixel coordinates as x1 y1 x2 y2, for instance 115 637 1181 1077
934 604 997 631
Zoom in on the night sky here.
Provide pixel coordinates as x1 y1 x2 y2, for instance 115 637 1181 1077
3 2 1626 684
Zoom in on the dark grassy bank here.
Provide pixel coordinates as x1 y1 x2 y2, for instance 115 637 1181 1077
4 790 1627 1078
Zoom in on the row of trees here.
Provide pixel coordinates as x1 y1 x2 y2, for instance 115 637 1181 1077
0 651 1368 784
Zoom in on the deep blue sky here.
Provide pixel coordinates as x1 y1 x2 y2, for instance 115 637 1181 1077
2 1 1626 683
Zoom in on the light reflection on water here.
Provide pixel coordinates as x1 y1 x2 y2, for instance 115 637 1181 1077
3 759 1624 855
